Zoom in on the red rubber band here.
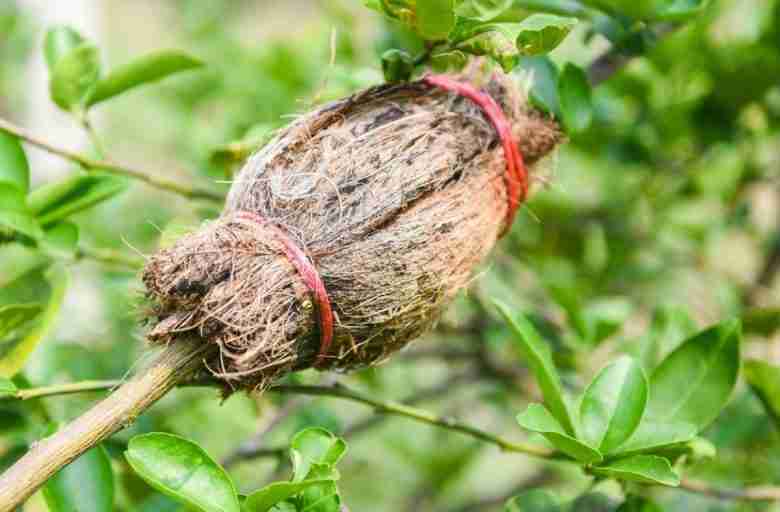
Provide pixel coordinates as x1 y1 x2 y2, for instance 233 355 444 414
422 75 529 235
236 211 334 367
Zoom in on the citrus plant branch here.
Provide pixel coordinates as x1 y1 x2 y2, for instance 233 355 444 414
74 245 145 269
0 341 213 512
4 377 780 502
0 117 223 202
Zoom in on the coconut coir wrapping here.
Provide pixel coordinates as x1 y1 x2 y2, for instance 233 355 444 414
142 70 562 390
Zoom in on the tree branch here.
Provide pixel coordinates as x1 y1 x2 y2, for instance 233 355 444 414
680 478 780 502
74 245 145 270
271 382 555 458
0 341 213 512
5 377 780 503
0 117 223 202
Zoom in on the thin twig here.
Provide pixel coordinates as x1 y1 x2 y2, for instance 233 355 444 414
74 246 145 270
77 113 108 160
0 117 223 202
271 382 556 458
680 478 780 501
5 377 780 502
12 380 122 400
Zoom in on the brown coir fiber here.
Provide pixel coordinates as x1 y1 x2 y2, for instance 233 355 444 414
142 69 562 391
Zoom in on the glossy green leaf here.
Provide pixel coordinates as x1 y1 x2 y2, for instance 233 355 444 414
429 49 469 72
579 0 708 21
647 319 741 431
86 51 203 107
456 0 514 21
41 221 79 256
609 420 697 457
0 376 17 398
517 56 559 116
125 432 240 512
591 455 680 486
0 265 68 377
416 0 455 40
558 63 592 134
28 174 127 226
44 26 85 71
43 443 114 512
243 480 334 512
0 184 43 239
580 356 647 453
496 302 575 435
0 303 42 340
49 44 100 112
295 466 341 512
381 49 415 82
0 130 30 193
616 495 663 512
514 14 577 55
517 404 602 464
504 489 561 511
290 427 347 482
744 359 780 429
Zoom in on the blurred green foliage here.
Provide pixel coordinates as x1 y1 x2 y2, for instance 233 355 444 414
0 0 778 511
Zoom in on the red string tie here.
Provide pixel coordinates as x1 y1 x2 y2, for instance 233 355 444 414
422 74 529 234
235 211 334 367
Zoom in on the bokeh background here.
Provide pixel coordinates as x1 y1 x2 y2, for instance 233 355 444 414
1 0 778 510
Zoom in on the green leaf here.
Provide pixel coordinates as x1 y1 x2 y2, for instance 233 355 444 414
0 265 68 377
44 26 85 71
86 51 203 107
456 0 514 21
0 130 30 193
609 420 697 457
290 428 347 482
514 14 577 55
616 495 663 512
296 469 341 512
496 301 575 435
49 44 100 112
0 303 42 340
591 455 680 486
0 184 43 239
517 404 602 464
429 49 469 72
381 49 415 83
125 432 240 512
504 489 561 511
580 356 648 453
28 174 127 226
416 0 456 40
454 16 574 72
41 221 79 257
744 359 780 429
243 480 335 512
742 308 780 337
0 376 17 398
517 56 559 116
43 443 114 512
647 319 741 431
579 0 708 21
558 63 592 134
